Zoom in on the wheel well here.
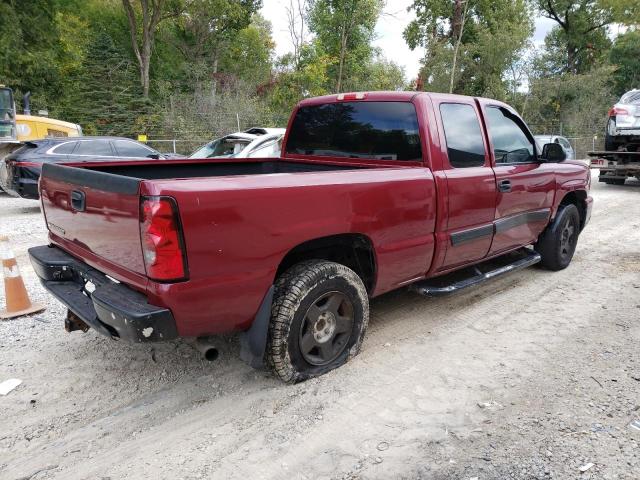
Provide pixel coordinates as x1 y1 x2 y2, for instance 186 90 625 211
559 191 587 230
276 234 377 293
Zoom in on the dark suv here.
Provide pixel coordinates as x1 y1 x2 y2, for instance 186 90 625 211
1 137 171 199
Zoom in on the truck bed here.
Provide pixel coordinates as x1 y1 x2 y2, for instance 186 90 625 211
38 157 436 337
77 158 364 180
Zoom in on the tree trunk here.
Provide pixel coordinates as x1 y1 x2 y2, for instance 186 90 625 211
567 41 577 74
336 23 348 93
449 0 468 94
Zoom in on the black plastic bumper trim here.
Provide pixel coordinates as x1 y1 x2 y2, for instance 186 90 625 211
28 245 178 342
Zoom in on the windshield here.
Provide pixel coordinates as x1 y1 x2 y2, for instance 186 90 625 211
190 137 252 158
0 88 15 139
285 101 422 161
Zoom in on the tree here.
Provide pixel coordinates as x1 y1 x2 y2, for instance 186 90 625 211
536 0 615 74
64 32 150 136
285 0 310 69
405 0 532 97
308 0 383 93
609 30 640 96
173 0 261 91
122 0 184 97
219 14 275 88
0 0 61 107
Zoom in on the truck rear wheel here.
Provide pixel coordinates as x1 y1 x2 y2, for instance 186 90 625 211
535 204 580 271
266 260 369 383
603 178 626 185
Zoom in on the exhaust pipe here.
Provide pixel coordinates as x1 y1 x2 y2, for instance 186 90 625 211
23 92 31 115
193 337 219 361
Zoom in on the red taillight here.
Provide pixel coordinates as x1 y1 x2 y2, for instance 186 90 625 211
14 161 41 167
140 196 188 281
608 107 629 117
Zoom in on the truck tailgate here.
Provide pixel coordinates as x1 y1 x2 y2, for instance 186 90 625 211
40 163 147 283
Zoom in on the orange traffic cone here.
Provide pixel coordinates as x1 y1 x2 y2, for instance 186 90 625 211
0 235 45 319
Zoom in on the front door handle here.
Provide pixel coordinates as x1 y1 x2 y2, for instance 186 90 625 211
498 180 512 193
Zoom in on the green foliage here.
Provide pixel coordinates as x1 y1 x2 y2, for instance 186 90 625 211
405 0 533 97
62 32 152 136
0 0 62 108
0 0 632 148
219 14 275 88
308 0 383 92
609 30 640 95
535 0 615 74
524 66 617 136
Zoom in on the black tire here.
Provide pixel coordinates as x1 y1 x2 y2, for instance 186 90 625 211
535 204 581 271
266 260 369 383
603 178 626 186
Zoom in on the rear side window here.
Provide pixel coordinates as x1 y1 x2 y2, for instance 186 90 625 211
285 101 422 161
113 140 154 158
53 141 78 154
74 140 113 156
439 103 486 168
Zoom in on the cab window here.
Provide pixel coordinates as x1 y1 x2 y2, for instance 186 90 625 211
439 103 486 168
485 107 535 164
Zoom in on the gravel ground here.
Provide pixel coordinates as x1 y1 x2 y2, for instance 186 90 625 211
1 171 639 480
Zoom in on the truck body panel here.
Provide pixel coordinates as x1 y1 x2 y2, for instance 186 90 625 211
31 91 592 344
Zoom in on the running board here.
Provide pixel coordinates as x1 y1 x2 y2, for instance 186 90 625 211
409 248 541 297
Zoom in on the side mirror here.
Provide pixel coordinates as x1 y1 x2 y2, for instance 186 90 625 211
540 142 566 162
147 153 161 159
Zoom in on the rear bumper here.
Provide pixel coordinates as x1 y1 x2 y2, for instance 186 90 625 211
28 245 178 342
0 164 40 199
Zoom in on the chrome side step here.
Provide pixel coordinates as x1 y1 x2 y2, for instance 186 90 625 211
409 248 541 297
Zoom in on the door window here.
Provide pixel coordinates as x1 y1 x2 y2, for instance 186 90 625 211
485 107 535 164
74 140 113 156
113 140 156 158
52 141 78 154
439 103 486 168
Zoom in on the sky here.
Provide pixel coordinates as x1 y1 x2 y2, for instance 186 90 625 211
261 0 557 81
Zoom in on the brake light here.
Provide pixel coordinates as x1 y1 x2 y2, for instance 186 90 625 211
608 107 629 117
337 92 367 101
14 161 41 167
140 196 188 281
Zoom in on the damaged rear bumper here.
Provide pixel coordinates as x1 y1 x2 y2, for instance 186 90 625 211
28 245 178 342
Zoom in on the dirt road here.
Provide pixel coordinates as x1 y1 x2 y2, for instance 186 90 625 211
1 172 639 480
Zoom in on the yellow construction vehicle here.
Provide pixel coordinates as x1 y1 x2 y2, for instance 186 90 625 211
0 85 20 160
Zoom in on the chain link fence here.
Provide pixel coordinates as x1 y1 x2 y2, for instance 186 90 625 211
144 139 209 156
144 135 603 159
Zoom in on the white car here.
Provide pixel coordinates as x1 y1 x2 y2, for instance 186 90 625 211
605 89 640 152
190 128 286 159
534 135 575 160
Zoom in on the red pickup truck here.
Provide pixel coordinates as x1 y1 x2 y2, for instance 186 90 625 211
29 92 593 382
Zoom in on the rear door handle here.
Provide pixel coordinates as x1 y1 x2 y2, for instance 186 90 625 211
498 180 512 193
70 190 86 212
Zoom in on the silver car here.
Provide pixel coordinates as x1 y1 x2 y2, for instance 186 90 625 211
534 135 575 160
190 128 286 159
606 89 640 151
